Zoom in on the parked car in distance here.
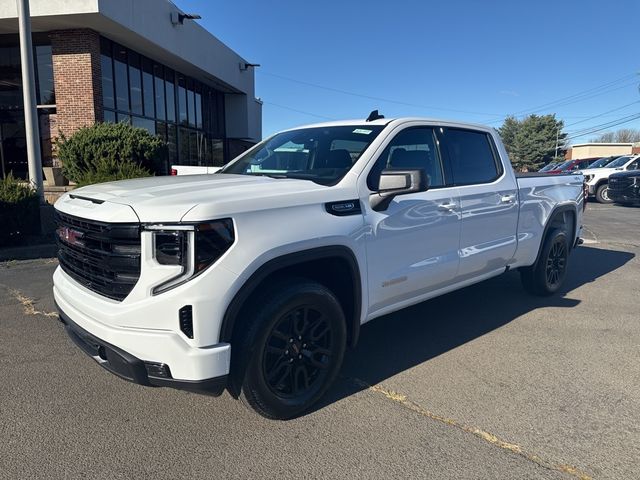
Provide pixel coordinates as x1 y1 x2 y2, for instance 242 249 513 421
545 158 594 174
53 115 585 419
608 169 640 206
586 156 619 169
580 155 640 203
539 161 561 172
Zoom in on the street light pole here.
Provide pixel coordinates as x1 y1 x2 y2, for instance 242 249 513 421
16 0 44 203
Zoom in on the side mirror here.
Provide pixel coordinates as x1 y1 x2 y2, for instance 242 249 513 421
370 169 429 211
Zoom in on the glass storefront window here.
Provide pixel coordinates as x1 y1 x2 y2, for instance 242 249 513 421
35 45 54 105
101 53 115 110
154 64 166 121
103 110 116 123
128 52 143 115
186 79 195 127
165 68 175 122
97 36 230 171
142 58 154 118
195 91 202 130
167 124 177 164
132 116 155 134
113 45 129 112
177 76 187 126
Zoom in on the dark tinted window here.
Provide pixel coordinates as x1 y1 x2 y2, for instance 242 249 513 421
367 127 444 190
627 159 639 170
444 128 501 185
35 45 54 104
153 65 166 121
128 53 143 115
113 46 129 111
142 58 154 117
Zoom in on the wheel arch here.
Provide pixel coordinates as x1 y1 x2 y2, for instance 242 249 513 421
220 245 363 349
533 204 578 266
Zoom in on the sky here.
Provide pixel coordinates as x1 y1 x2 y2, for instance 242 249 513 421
178 0 640 141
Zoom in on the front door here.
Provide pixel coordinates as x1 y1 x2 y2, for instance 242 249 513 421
362 126 461 316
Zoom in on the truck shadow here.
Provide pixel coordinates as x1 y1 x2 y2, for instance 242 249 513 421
315 245 635 413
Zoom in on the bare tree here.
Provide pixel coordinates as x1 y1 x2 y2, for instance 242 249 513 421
591 129 640 143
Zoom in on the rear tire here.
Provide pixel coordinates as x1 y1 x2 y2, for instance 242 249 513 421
595 183 612 204
521 228 569 296
235 278 346 420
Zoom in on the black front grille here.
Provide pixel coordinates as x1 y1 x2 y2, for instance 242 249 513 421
608 177 633 193
56 211 141 301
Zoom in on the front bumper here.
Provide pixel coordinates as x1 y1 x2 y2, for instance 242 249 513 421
609 192 640 205
56 300 228 396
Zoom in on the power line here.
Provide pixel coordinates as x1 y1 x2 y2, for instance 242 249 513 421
508 73 638 116
259 71 502 116
565 113 640 141
565 101 640 128
262 101 336 120
484 74 639 125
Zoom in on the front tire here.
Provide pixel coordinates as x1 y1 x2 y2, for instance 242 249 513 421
521 228 570 296
595 183 613 204
235 279 346 420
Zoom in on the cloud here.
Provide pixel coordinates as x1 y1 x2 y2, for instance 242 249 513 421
499 89 520 97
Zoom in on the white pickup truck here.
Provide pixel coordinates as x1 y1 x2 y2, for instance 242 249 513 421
53 115 585 419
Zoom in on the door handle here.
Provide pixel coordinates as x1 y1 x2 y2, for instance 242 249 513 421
501 195 516 204
438 202 457 212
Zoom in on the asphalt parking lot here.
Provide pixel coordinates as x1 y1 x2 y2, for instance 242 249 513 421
1 202 638 480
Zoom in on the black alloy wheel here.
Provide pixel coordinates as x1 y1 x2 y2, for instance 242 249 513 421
262 306 333 398
520 228 570 296
235 279 346 420
545 237 567 289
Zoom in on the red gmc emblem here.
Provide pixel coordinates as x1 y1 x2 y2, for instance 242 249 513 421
57 226 85 247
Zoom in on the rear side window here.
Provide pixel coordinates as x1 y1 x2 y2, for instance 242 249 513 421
367 127 444 190
443 128 502 185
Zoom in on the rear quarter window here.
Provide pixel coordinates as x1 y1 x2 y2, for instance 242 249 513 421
443 128 502 185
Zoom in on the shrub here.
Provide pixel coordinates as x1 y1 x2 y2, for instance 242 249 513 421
56 122 167 185
0 173 39 247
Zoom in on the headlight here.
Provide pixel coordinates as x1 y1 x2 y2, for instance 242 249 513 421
147 219 234 295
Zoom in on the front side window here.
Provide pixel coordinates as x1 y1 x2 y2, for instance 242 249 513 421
606 156 630 168
443 128 501 185
367 127 444 190
626 159 639 170
220 125 384 185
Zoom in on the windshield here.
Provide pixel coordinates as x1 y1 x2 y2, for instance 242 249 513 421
220 125 385 185
604 156 631 168
539 162 558 172
555 160 574 170
587 157 614 168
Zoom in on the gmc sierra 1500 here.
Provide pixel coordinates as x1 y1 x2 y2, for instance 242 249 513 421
54 115 584 419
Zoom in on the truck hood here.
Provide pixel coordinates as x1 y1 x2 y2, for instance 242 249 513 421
56 174 342 222
578 167 621 176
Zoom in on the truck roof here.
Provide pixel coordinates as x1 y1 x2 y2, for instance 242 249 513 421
285 117 496 134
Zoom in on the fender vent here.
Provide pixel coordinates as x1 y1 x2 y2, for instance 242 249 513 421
179 305 194 339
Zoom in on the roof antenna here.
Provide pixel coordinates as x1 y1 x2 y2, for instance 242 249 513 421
366 110 385 122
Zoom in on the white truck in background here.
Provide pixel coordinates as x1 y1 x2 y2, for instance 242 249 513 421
54 114 585 419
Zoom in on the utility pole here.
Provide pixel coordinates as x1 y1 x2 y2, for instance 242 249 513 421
17 0 44 203
554 128 560 158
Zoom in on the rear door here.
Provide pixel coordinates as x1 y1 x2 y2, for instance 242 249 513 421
440 128 519 280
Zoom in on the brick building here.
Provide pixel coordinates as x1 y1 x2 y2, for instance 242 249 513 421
0 0 261 180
